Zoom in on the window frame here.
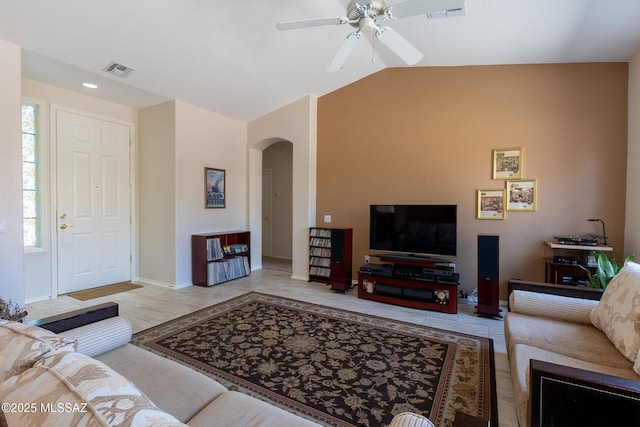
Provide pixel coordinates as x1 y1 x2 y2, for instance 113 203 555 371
21 98 49 254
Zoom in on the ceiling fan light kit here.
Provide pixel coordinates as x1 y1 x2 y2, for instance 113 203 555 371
276 0 466 71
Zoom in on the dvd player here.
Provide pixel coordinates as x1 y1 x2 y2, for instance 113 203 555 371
359 264 393 277
436 273 460 284
415 272 459 284
422 267 454 277
553 236 599 246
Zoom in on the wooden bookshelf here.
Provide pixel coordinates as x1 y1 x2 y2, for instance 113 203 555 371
192 230 250 286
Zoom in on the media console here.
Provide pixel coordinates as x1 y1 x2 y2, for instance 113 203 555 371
357 253 459 314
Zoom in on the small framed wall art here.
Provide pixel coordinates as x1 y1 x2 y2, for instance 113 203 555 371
506 179 537 211
205 167 226 208
493 147 523 179
477 189 506 219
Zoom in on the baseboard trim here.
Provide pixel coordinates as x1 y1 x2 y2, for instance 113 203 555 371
137 277 176 289
25 294 54 304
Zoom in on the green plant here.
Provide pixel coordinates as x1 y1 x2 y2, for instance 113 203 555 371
580 252 635 289
0 297 28 322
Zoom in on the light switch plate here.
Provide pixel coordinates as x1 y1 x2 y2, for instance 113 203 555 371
0 221 6 233
323 215 332 223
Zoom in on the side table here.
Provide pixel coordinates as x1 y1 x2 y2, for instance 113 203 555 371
543 240 612 285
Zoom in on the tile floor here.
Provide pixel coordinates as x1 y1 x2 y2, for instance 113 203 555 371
26 268 518 427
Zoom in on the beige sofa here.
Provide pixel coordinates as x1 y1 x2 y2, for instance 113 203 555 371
1 305 434 427
504 262 640 427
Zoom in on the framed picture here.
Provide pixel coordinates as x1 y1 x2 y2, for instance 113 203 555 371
507 179 537 211
477 189 506 219
205 167 225 208
493 147 523 179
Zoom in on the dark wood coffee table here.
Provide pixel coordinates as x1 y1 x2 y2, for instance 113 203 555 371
452 412 490 427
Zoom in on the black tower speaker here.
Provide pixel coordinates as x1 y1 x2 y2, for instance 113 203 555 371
331 229 346 263
329 228 353 293
476 235 502 318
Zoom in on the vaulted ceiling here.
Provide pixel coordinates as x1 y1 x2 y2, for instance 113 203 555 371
1 0 640 122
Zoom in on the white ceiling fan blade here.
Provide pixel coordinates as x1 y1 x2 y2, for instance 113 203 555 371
276 17 346 31
376 27 424 65
327 31 362 72
387 0 465 19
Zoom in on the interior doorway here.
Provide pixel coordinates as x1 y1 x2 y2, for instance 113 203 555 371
262 168 273 256
262 141 293 273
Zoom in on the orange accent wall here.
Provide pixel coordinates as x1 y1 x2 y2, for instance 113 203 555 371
317 63 628 298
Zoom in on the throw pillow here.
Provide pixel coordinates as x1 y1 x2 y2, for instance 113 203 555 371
0 320 77 382
58 316 132 357
0 351 188 427
389 412 435 427
510 290 599 324
590 261 640 362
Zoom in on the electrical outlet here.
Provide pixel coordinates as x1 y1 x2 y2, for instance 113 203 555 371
323 215 332 223
364 255 370 263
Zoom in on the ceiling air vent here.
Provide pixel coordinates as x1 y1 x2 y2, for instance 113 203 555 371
103 61 135 78
427 4 466 19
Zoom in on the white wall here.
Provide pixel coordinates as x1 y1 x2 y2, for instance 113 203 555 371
174 101 247 287
23 79 139 124
139 102 176 287
626 51 640 257
0 40 24 304
138 100 248 288
248 95 317 280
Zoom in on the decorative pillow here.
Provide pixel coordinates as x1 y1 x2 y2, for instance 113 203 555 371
0 320 77 382
59 316 132 357
0 351 188 427
389 412 435 427
590 261 640 362
510 290 599 324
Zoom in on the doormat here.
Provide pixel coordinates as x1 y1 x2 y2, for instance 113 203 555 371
64 282 143 301
132 292 497 426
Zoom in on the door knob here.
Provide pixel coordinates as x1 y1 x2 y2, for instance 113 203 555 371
59 224 71 229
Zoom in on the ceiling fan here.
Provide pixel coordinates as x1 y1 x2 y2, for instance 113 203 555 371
276 0 465 72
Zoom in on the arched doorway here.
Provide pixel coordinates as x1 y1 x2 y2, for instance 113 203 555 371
247 95 317 281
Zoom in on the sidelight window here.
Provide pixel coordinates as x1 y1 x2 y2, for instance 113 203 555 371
21 103 40 248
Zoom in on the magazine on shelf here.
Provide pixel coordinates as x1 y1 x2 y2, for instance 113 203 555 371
223 243 248 256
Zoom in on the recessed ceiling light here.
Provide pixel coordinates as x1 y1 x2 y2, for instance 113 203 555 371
82 82 98 89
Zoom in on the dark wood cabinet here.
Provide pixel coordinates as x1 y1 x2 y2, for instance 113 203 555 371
309 227 353 292
544 241 612 285
545 259 594 285
357 254 458 314
192 230 250 286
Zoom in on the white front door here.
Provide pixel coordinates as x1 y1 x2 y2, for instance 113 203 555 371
56 110 131 294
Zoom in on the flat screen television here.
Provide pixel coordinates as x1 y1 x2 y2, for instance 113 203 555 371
369 204 457 256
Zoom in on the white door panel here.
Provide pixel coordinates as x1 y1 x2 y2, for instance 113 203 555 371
57 110 131 294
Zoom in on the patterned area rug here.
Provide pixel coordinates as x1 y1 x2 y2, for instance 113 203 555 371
131 292 497 427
